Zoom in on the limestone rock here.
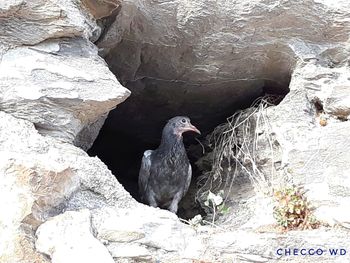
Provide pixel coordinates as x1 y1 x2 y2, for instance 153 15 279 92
35 210 114 263
0 38 130 147
106 243 151 259
209 228 350 262
98 0 350 143
0 0 99 47
91 206 201 254
262 62 350 226
82 0 121 19
0 164 52 263
2 0 350 262
0 111 133 262
196 60 350 232
324 85 350 119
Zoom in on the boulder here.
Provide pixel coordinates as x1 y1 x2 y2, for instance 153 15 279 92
0 111 133 262
36 210 114 263
0 0 99 47
91 206 200 253
0 38 130 148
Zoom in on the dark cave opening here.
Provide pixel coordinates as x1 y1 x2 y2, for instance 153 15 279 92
88 0 296 218
88 117 206 218
87 79 290 219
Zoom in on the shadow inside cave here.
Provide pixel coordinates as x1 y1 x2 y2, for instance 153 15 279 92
87 82 290 219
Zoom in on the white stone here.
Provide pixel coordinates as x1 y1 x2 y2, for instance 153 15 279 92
0 39 130 147
36 210 114 263
92 206 199 252
106 243 151 259
0 0 99 46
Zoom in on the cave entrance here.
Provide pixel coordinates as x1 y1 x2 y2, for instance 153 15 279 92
87 80 290 219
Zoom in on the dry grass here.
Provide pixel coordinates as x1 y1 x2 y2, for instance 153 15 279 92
196 95 283 205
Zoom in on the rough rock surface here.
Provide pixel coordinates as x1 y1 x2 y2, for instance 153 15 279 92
1 0 350 263
0 1 130 261
0 39 130 148
36 210 114 263
98 0 350 143
0 0 130 148
263 62 350 226
0 0 99 47
195 59 350 259
0 110 133 263
82 0 121 19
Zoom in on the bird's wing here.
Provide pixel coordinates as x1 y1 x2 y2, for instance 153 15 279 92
138 150 153 200
183 164 192 197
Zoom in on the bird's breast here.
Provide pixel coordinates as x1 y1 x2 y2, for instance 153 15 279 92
149 152 190 202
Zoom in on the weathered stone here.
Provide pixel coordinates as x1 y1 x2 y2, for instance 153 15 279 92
324 85 350 119
98 0 350 143
261 63 350 226
74 114 108 151
2 0 350 262
82 0 121 19
0 0 100 47
106 243 151 259
91 206 201 253
35 210 114 263
209 228 350 262
196 61 350 252
0 111 133 262
0 38 130 147
0 163 51 263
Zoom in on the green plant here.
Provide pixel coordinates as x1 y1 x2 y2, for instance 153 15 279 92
273 186 319 230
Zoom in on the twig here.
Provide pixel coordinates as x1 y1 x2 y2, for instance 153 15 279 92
195 137 206 155
196 95 283 213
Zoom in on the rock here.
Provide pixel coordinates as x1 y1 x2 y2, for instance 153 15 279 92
0 111 133 262
98 0 350 143
262 62 350 226
91 206 201 253
0 0 100 47
2 0 350 262
106 243 151 259
0 164 51 263
35 210 114 263
82 0 121 19
209 228 350 262
74 114 109 152
200 61 350 228
324 85 350 119
0 110 132 208
0 112 202 263
0 38 130 147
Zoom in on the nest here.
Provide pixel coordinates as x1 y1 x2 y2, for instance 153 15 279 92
196 95 283 205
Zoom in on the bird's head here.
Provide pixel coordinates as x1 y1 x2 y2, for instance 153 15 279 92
165 116 201 137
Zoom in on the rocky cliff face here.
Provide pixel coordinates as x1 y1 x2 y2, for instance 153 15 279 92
1 0 350 262
98 0 350 143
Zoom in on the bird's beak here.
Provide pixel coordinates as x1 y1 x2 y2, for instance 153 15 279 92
186 124 201 135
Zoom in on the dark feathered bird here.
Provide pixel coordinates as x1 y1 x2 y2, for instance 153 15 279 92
138 116 201 213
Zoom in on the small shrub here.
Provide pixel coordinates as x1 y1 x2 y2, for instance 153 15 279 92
273 186 320 230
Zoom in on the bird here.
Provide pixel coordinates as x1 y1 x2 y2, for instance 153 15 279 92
138 116 201 213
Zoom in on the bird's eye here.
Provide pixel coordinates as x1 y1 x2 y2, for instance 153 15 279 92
181 118 186 123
